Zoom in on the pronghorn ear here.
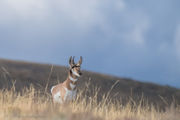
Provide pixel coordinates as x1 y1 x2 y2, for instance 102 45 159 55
77 56 82 66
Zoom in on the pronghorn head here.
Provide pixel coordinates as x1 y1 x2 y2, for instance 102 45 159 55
69 56 83 77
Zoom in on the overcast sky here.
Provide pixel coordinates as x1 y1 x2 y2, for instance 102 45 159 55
0 0 180 88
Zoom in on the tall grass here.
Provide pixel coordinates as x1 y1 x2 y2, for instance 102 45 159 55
0 84 179 120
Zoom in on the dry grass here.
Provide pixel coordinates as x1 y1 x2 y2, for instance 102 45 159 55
1 59 180 108
0 85 179 120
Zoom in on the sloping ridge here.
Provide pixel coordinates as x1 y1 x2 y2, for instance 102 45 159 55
0 58 180 107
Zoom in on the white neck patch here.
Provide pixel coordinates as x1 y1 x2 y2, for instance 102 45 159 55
69 75 78 82
70 83 76 89
71 69 80 77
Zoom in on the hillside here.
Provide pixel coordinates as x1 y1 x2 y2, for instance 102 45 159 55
0 59 180 108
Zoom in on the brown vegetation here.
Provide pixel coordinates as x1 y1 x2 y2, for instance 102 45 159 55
0 59 180 108
0 59 180 119
0 85 180 120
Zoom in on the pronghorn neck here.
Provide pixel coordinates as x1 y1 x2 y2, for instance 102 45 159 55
64 70 78 90
69 75 78 82
69 69 79 80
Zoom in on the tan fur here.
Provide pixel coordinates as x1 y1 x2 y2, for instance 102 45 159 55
51 83 66 102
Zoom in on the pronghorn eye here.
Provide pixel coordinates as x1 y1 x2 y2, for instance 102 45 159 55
72 65 80 69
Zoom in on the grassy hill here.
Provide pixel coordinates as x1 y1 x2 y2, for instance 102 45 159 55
0 58 180 108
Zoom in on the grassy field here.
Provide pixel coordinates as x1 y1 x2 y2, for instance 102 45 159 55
1 59 180 108
0 85 179 120
0 59 180 120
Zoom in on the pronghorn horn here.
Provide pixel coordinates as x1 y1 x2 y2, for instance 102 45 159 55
72 56 75 65
69 56 72 66
78 56 82 65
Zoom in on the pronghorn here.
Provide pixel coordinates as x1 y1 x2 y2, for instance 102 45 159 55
51 56 83 103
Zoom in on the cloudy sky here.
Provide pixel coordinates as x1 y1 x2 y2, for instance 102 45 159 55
0 0 180 88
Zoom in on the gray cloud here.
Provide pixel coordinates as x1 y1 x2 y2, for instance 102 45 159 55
0 0 180 87
174 24 180 60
